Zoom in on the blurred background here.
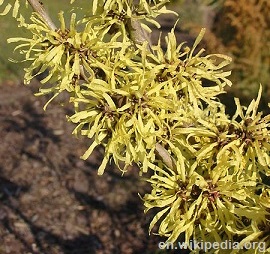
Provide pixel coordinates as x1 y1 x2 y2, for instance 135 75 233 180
0 0 269 253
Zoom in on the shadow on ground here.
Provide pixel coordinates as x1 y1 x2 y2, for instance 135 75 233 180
0 82 181 254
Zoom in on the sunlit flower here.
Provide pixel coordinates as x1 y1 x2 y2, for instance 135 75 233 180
2 1 270 249
8 11 127 108
142 28 232 109
142 153 266 251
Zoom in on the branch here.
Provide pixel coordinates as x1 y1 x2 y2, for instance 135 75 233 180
27 0 57 31
155 143 176 170
126 19 152 51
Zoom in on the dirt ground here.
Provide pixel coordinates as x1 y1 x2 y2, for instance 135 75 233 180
0 80 180 254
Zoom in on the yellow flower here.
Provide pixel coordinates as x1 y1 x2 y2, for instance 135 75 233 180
0 0 22 17
143 152 266 248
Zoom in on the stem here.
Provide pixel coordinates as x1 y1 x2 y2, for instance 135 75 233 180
155 143 176 170
126 11 173 170
27 0 57 30
126 19 152 51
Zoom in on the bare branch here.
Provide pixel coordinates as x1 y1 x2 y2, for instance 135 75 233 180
155 143 176 170
27 0 57 31
126 19 152 52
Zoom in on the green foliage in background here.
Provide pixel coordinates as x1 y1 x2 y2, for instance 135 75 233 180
1 0 270 253
0 0 94 82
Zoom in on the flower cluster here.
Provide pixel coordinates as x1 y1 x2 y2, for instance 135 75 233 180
1 0 270 251
9 11 126 107
143 87 270 252
68 28 232 174
7 3 232 175
143 161 262 241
